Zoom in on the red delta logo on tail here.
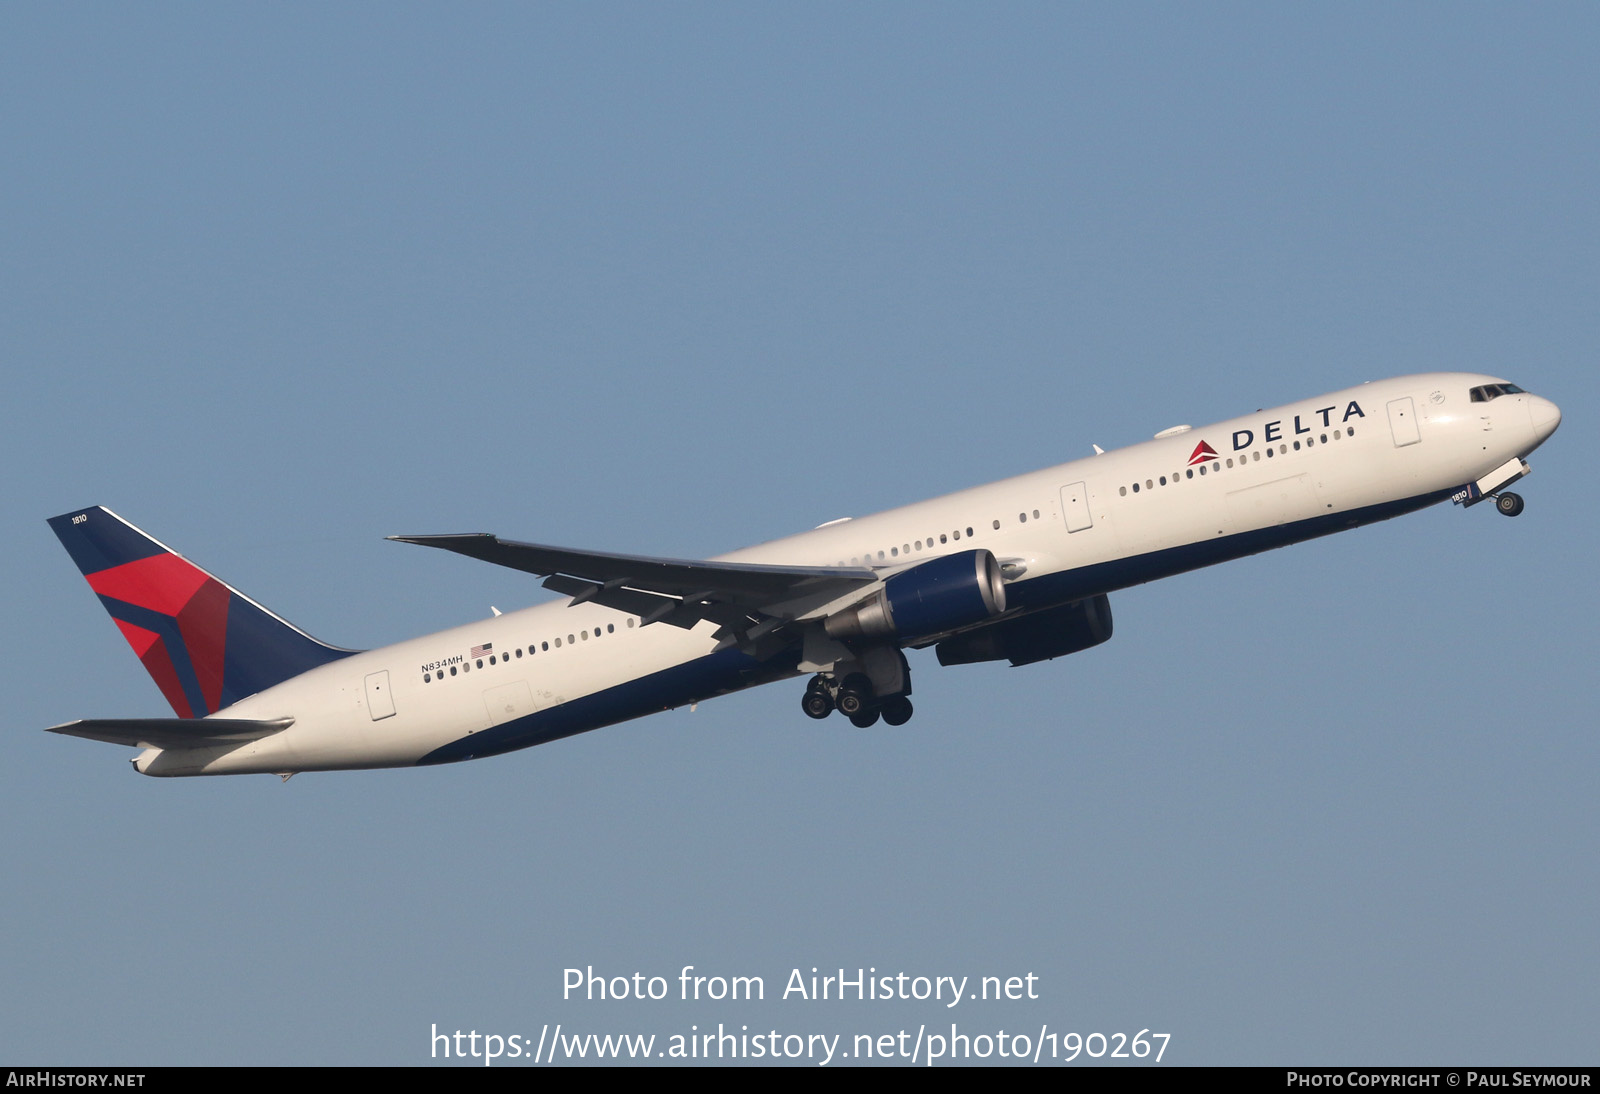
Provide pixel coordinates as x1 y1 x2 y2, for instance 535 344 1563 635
1187 440 1218 466
48 507 356 721
86 554 231 718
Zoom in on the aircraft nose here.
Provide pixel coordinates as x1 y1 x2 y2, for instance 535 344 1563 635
1528 395 1562 441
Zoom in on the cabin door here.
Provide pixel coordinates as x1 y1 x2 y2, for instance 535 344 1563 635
364 670 396 721
1387 397 1421 447
1060 482 1094 533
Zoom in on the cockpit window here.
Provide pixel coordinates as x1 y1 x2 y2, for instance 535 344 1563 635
1470 383 1526 402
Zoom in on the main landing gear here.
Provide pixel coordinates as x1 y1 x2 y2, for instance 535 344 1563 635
1494 491 1525 517
801 657 914 728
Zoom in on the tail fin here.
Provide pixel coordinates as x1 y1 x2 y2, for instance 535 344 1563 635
48 507 357 717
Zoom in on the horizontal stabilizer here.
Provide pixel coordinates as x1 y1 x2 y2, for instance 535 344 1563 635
47 717 294 750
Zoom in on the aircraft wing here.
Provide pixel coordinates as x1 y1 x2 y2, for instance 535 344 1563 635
387 533 880 644
48 717 294 750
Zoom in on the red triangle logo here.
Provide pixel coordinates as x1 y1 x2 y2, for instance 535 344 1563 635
1187 440 1218 466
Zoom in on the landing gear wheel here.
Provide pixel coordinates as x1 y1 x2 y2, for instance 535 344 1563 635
1496 491 1525 517
802 687 834 719
848 709 880 729
835 673 873 717
880 696 913 726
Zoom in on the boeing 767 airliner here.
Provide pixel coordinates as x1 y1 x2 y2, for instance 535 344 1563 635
48 373 1560 777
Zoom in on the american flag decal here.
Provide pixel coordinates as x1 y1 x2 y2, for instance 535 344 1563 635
470 643 493 658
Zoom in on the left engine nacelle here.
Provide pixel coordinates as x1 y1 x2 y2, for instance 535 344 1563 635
824 549 1007 644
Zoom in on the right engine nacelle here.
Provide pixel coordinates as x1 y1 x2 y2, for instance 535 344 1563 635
934 594 1113 667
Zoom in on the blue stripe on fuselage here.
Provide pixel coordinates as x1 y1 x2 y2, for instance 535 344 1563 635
416 644 800 764
1006 487 1455 610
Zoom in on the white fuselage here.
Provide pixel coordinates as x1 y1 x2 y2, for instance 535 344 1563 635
140 373 1559 776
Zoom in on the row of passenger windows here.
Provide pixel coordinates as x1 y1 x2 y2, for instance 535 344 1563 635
832 510 1043 567
421 616 638 683
1118 427 1356 496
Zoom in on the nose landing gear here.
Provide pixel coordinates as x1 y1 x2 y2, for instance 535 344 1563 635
1494 491 1525 517
1454 457 1533 517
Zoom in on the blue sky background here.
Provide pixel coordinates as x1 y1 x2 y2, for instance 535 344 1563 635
2 4 1594 1066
